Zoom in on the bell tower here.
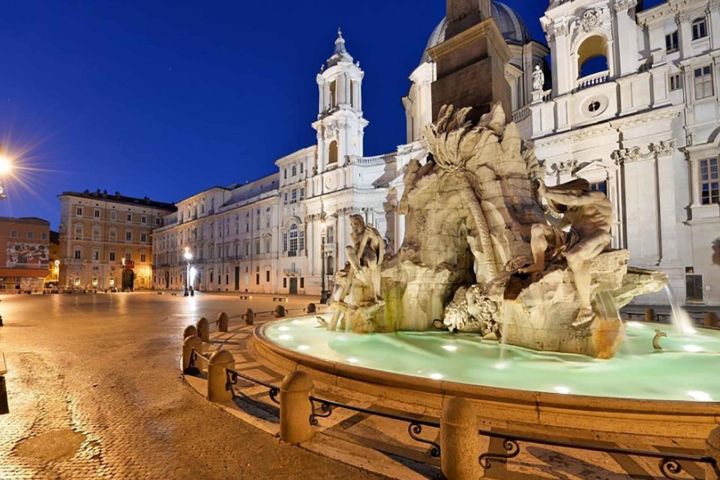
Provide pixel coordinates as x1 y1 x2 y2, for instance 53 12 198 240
313 29 368 172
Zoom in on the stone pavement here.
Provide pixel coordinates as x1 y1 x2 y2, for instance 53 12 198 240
0 292 380 479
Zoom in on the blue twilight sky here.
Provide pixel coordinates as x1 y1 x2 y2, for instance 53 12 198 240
0 0 550 228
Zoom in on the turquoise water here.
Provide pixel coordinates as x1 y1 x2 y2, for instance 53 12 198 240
263 317 720 402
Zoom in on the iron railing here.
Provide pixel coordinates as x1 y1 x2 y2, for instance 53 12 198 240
225 367 279 404
478 429 718 479
308 396 441 458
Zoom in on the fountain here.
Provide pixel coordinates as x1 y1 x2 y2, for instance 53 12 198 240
254 105 720 447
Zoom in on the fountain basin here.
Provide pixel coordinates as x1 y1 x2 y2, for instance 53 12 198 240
255 315 720 444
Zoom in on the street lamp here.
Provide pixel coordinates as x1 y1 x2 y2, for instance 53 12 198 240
319 218 330 304
0 147 14 200
183 247 193 297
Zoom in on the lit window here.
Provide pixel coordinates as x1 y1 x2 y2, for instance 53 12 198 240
694 66 714 100
700 158 719 205
692 18 707 40
288 224 298 255
665 31 679 52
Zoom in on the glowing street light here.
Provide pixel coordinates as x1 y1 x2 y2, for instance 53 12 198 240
0 147 14 200
183 247 193 296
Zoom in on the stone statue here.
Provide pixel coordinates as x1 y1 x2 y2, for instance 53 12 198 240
520 178 612 326
346 214 385 302
532 65 544 92
325 102 666 358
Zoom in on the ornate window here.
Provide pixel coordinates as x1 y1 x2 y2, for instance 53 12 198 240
291 164 297 176
665 31 679 53
700 158 719 205
288 224 298 256
694 66 714 100
670 73 682 91
109 228 117 242
692 18 707 40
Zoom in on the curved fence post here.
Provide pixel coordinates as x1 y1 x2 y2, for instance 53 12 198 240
274 305 286 318
182 336 202 374
183 325 198 339
280 371 314 445
217 312 229 332
207 350 234 403
196 317 210 342
441 396 481 480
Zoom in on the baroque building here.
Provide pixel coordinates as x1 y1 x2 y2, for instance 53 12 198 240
59 190 175 290
152 32 403 295
527 0 720 305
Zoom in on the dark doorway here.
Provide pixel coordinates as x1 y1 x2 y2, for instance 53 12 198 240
122 269 135 292
289 277 298 295
686 274 704 303
234 267 240 291
164 271 170 289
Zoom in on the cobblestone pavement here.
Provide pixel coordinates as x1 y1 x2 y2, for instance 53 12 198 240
0 292 381 479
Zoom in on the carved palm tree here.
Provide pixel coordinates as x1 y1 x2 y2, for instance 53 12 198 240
423 105 499 279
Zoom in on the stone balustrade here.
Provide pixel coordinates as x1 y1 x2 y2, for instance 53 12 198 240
577 70 610 90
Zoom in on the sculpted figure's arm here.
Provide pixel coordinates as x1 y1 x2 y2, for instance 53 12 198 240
539 181 607 207
377 232 385 266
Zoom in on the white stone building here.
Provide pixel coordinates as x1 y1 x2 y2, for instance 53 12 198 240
526 0 720 305
152 32 406 295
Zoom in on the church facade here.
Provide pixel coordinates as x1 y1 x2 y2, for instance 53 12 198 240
527 0 720 305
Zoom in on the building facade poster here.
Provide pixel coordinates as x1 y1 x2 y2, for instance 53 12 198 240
6 242 50 268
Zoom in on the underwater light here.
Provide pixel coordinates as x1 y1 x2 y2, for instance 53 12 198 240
687 391 712 402
554 386 571 395
429 373 444 380
683 344 703 353
442 345 458 352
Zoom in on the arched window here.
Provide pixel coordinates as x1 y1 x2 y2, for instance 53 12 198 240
577 35 609 78
328 140 338 164
291 164 297 176
692 18 708 40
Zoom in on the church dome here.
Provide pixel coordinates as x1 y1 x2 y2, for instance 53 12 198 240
419 1 532 65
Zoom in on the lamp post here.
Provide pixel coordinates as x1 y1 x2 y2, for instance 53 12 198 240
183 247 193 297
0 146 14 200
319 218 330 304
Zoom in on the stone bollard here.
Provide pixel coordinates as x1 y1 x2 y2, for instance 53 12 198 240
274 305 286 318
217 312 229 332
207 350 234 403
441 397 482 480
182 335 202 374
644 308 655 323
196 317 210 342
705 312 719 329
306 303 316 314
183 325 198 339
245 308 255 326
706 426 720 480
280 371 315 445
